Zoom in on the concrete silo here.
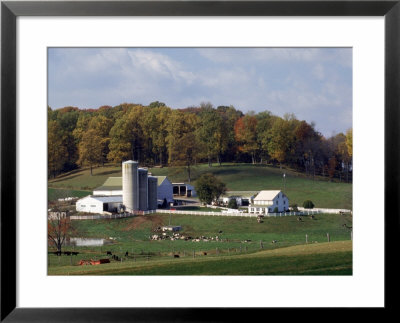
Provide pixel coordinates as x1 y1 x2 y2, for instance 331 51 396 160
122 160 139 212
138 168 148 211
148 176 158 210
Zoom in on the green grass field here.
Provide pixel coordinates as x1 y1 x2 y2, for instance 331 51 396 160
48 163 352 209
48 240 352 275
48 213 352 275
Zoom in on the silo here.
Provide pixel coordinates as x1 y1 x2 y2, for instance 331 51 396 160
122 160 139 212
138 168 148 211
148 176 158 210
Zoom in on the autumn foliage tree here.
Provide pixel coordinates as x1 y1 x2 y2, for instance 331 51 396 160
48 103 352 182
234 114 258 164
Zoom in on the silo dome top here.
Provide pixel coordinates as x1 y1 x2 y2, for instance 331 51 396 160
122 160 138 164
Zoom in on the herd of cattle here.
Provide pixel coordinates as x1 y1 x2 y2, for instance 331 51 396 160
150 232 222 242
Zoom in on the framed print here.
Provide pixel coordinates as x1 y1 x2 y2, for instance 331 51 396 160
1 0 399 321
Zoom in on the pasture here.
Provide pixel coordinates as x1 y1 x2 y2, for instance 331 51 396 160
48 213 353 275
48 240 352 275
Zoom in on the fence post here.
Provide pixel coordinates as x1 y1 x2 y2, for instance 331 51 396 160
193 250 195 258
306 234 308 244
260 240 263 249
327 233 330 242
351 230 353 241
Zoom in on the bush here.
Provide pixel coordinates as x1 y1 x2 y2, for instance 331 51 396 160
273 207 279 213
227 199 238 209
290 204 299 212
303 200 314 209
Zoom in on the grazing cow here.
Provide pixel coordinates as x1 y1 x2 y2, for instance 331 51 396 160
63 251 71 256
72 252 79 256
297 217 303 221
125 251 129 257
203 252 207 256
174 255 180 258
218 230 223 233
272 240 278 244
53 251 61 256
310 215 315 219
106 251 112 256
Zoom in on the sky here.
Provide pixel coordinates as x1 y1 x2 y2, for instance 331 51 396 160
48 47 352 137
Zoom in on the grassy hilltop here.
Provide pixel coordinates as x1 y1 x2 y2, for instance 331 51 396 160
48 163 352 209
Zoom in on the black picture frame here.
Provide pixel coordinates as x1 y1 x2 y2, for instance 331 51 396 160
1 0 398 321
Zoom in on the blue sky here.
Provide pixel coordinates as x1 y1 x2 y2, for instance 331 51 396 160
48 47 352 137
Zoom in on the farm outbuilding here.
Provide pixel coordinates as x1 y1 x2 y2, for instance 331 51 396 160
76 195 123 214
172 183 197 197
156 176 174 205
248 190 289 214
219 191 258 206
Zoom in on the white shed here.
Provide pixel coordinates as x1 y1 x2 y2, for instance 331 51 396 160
248 190 289 214
76 195 123 214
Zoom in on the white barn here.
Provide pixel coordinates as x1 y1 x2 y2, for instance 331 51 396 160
248 190 289 214
76 195 123 214
157 176 174 205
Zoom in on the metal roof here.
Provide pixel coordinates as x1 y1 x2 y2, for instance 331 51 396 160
79 195 123 203
94 176 168 191
222 191 259 197
253 190 282 201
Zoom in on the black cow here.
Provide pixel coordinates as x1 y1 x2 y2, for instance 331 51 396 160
174 255 180 258
106 251 112 256
72 252 79 256
125 251 129 257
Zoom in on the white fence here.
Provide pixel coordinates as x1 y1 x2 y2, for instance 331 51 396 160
297 207 352 214
70 207 349 220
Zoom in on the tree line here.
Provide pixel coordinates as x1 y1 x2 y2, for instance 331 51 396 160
48 101 352 182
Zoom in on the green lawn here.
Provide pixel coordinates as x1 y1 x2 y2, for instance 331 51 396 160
48 163 352 209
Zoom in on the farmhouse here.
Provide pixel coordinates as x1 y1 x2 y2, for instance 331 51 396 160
248 190 289 214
